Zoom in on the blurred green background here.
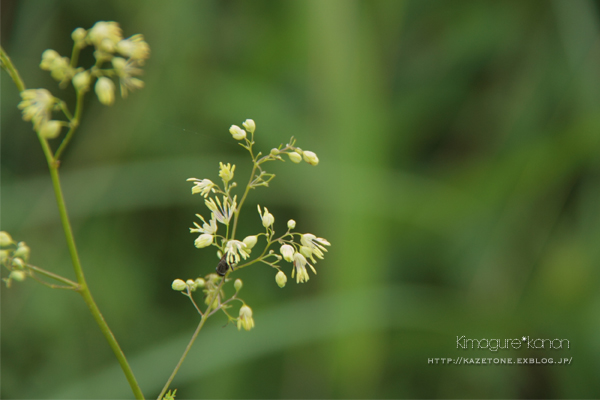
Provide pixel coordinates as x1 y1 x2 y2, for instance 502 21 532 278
2 0 600 398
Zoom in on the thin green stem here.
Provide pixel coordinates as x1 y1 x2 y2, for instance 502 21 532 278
26 263 80 289
157 276 227 400
46 157 144 399
54 90 85 160
231 160 258 240
1 46 26 91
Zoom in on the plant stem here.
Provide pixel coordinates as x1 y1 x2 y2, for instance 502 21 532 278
0 46 26 91
26 263 80 288
1 47 145 399
157 277 227 400
54 89 84 160
45 149 145 399
231 160 258 239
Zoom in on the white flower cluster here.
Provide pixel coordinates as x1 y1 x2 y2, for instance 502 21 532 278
18 21 150 139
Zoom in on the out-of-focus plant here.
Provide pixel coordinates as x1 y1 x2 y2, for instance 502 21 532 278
1 20 329 400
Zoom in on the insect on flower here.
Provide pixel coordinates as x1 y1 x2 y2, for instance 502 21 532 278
216 253 231 276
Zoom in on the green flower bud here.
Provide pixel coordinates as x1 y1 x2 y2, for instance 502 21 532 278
287 219 296 229
95 77 115 106
194 234 213 248
195 278 206 288
172 279 186 291
234 279 243 292
303 150 319 166
242 119 255 134
9 270 27 282
0 231 14 247
288 151 302 163
71 28 87 43
73 71 91 92
39 120 62 139
186 279 197 291
276 271 287 288
270 148 280 156
13 242 30 261
280 244 295 262
243 235 258 249
229 125 246 140
12 257 24 269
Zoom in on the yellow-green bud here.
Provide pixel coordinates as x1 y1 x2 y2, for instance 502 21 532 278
194 233 213 248
13 243 30 261
95 77 115 106
0 250 10 264
195 278 206 288
276 271 287 288
172 279 186 291
39 120 62 139
9 270 27 282
303 150 319 166
280 244 295 262
237 305 255 331
234 279 243 292
287 219 296 229
186 279 197 291
71 28 87 43
112 57 127 72
242 119 255 133
270 148 279 156
229 125 246 140
12 257 24 269
288 151 302 163
243 235 258 249
300 245 312 258
40 49 60 70
0 231 14 247
73 71 91 92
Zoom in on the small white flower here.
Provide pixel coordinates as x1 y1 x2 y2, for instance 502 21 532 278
287 219 296 229
87 21 123 48
72 71 91 92
205 196 236 225
242 119 255 134
187 178 216 198
229 125 247 140
257 205 274 228
292 252 315 283
18 89 56 130
95 77 115 106
112 57 145 98
288 151 302 163
218 162 235 183
237 305 255 331
280 244 295 262
301 233 331 260
302 150 319 166
194 233 213 248
275 271 287 288
225 240 250 265
116 34 150 62
190 213 218 235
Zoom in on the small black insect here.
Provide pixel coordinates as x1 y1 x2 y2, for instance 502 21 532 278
216 254 232 276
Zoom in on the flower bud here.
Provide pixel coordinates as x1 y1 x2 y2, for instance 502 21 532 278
0 231 14 247
300 245 313 258
280 244 295 262
194 233 213 248
72 71 91 92
9 270 27 282
237 304 255 331
275 271 287 288
112 56 127 72
172 279 186 291
229 125 246 140
270 148 279 156
195 278 206 288
234 279 243 292
243 235 258 249
288 151 302 163
287 219 296 229
95 77 115 106
71 28 87 43
13 243 30 261
186 279 197 291
242 119 256 133
39 120 62 139
303 150 319 166
12 257 24 269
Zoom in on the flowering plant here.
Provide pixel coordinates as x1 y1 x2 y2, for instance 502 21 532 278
1 21 329 400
